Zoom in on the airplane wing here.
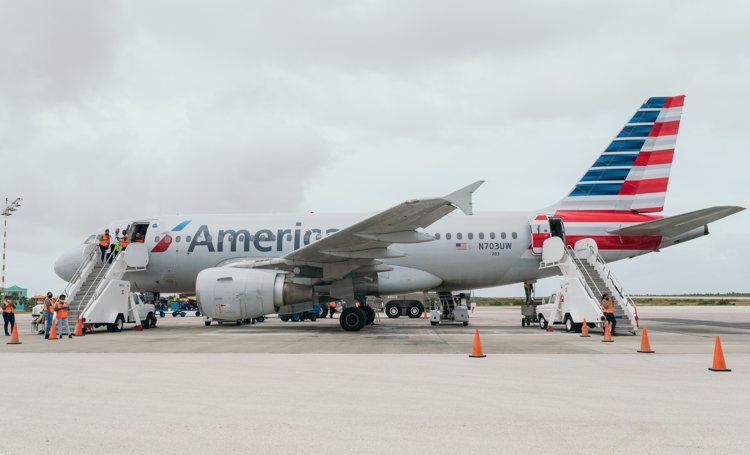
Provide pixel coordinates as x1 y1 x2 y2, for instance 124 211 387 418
607 206 745 237
226 181 484 279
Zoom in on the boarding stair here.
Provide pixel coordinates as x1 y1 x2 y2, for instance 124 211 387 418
62 243 149 328
539 237 638 334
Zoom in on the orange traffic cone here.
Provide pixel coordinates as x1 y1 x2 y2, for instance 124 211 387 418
6 323 21 345
423 309 428 319
602 321 613 342
580 319 590 337
469 329 486 358
48 319 58 340
637 327 654 353
708 336 731 372
75 318 84 337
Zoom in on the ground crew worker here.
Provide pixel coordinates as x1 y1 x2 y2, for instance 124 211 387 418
120 233 129 251
55 295 72 339
134 231 145 243
109 227 121 263
523 281 533 304
99 229 111 263
328 301 337 319
601 293 616 336
2 295 16 336
43 292 55 339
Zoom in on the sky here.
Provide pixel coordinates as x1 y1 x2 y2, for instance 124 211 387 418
1 0 748 298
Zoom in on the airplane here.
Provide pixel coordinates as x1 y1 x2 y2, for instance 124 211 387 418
55 95 744 331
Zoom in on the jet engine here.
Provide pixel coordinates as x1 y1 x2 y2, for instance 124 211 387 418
196 268 312 320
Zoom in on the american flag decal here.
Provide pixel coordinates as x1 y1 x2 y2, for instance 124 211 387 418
455 243 467 250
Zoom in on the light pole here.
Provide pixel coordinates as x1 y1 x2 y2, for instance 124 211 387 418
1 197 22 298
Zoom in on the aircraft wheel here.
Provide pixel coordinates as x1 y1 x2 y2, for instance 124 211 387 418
385 304 401 318
339 307 366 332
407 303 423 318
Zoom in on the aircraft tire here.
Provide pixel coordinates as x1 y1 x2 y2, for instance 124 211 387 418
362 306 375 325
339 307 366 332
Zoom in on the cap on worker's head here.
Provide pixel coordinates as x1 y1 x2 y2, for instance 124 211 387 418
47 292 53 298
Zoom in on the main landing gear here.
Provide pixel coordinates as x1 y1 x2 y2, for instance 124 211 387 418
339 305 376 332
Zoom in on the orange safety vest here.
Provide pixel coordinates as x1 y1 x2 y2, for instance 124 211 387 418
55 301 69 319
100 233 111 247
329 301 337 308
120 236 129 248
601 299 614 314
44 298 55 314
2 300 14 313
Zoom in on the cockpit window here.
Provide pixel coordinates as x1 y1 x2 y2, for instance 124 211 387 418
83 235 96 244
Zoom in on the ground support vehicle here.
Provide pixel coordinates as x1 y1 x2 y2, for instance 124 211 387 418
535 278 604 332
279 304 322 322
429 292 470 326
81 287 157 332
521 297 545 327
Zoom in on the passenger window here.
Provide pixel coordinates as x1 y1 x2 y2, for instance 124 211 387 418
468 233 473 240
286 235 292 241
186 236 192 242
478 233 484 240
512 232 518 239
490 233 496 239
154 236 160 242
175 236 181 243
435 233 441 240
446 233 452 240
457 233 463 240
501 232 507 239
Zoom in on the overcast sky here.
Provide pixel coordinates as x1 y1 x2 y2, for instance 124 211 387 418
1 0 748 298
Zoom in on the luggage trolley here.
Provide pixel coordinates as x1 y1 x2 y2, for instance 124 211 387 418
521 297 545 327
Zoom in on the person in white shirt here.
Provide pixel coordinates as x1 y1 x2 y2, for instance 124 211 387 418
108 227 121 263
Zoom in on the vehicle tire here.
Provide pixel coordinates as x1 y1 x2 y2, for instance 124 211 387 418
280 315 290 322
217 321 224 325
573 323 583 333
172 312 177 317
538 314 548 330
462 321 468 326
406 303 423 319
339 307 366 332
150 314 157 328
142 315 152 330
587 322 595 329
108 315 124 333
235 319 243 326
195 311 201 317
204 321 211 327
159 311 165 318
362 306 376 325
291 314 301 322
180 312 186 317
564 315 574 333
385 304 401 319
310 314 318 322
522 318 526 327
255 316 266 323
430 321 438 326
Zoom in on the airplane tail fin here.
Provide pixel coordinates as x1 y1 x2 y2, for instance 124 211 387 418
552 95 685 213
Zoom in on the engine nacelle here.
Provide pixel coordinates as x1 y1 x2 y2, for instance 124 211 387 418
196 268 312 320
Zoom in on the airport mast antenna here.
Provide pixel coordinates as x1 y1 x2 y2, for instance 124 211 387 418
1 197 22 297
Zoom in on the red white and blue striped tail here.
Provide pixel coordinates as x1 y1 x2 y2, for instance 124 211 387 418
553 96 685 213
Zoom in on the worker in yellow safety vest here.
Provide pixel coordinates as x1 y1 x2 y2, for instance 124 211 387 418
99 229 111 263
54 295 72 339
2 295 15 336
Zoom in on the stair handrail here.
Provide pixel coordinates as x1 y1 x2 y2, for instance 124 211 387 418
590 250 639 326
62 243 99 298
565 246 605 302
83 252 129 314
77 252 124 317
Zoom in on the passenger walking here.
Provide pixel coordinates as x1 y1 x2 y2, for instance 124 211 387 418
108 228 121 263
99 229 111 263
43 292 56 339
55 295 72 339
601 293 616 336
328 301 337 319
2 295 16 336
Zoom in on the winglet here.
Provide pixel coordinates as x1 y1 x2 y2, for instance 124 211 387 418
444 181 484 215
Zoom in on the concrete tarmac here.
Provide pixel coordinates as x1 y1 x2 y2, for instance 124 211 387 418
1 306 748 454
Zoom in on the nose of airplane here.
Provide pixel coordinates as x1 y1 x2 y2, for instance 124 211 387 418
54 246 85 283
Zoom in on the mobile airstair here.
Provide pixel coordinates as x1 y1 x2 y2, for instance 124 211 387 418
62 242 150 329
539 237 639 334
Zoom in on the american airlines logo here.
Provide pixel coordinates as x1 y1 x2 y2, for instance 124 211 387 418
179 223 340 254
